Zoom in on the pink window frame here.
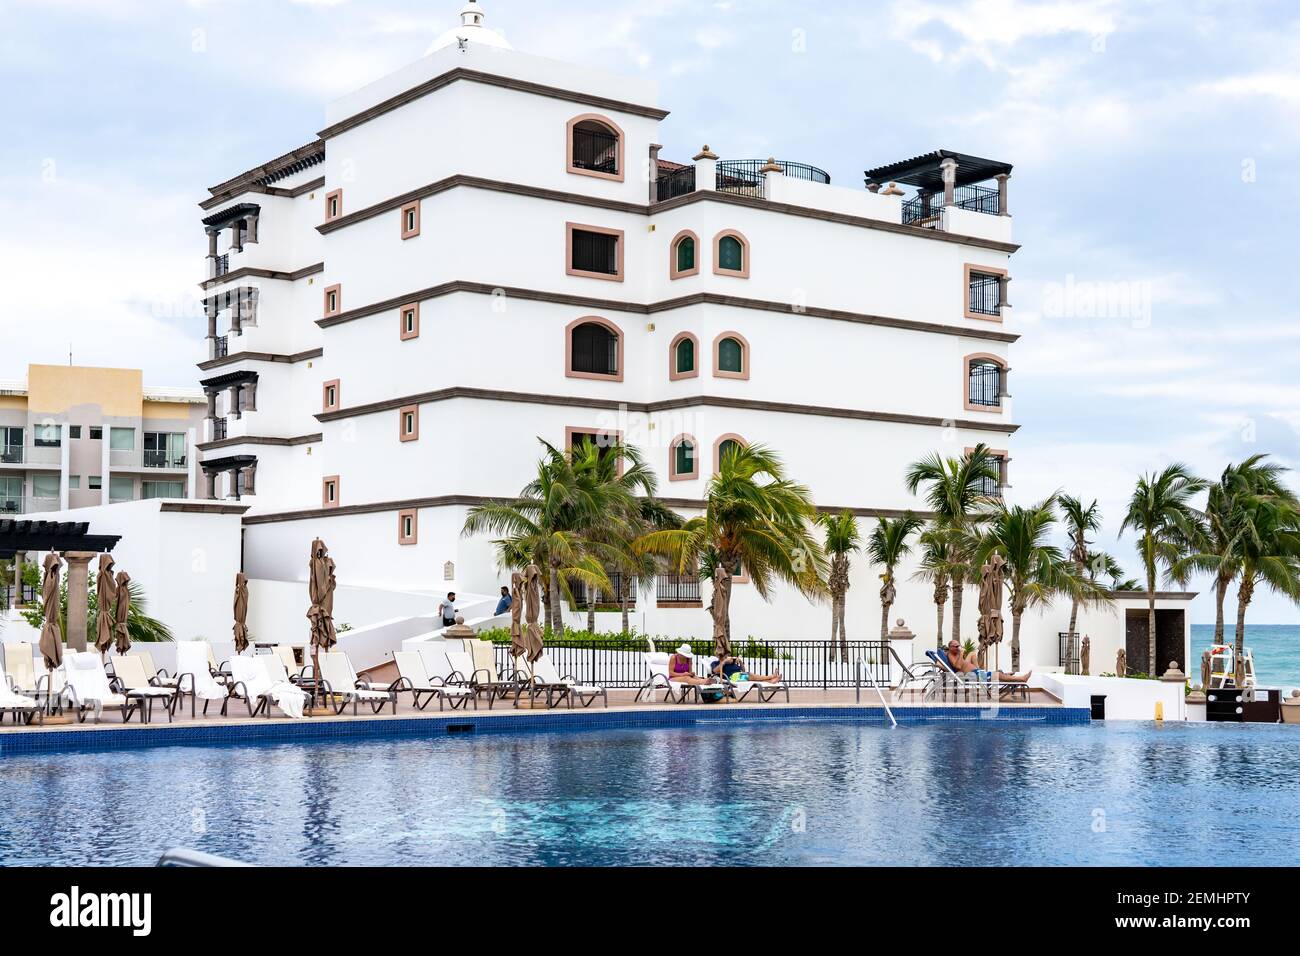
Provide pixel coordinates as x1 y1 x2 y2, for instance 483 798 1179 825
669 434 699 481
565 114 626 183
566 222 625 282
712 229 750 278
565 316 625 382
669 230 700 279
712 331 751 380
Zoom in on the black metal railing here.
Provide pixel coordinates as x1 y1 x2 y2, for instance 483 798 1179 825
570 229 619 275
1059 632 1081 674
902 193 943 228
976 456 1005 498
0 497 22 515
211 417 228 441
213 335 229 359
571 127 619 175
656 574 701 604
492 638 892 689
951 183 1000 215
716 160 767 198
0 582 38 605
655 165 696 201
902 184 1001 230
0 445 22 464
967 361 1002 407
569 573 637 609
214 254 230 277
144 450 187 469
968 271 1002 316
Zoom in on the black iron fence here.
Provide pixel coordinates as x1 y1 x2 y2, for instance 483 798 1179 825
1059 632 1081 674
571 127 619 175
214 254 230 278
569 573 636 609
213 335 229 359
0 582 38 607
211 417 228 441
716 160 767 198
491 638 892 689
967 271 1002 316
656 574 701 604
655 165 696 201
902 184 1001 230
951 183 1000 215
902 193 942 228
967 361 1002 407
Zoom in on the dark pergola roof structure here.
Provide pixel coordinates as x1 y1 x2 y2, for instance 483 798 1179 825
201 202 261 231
863 149 1013 192
0 519 122 559
199 369 259 391
201 454 258 474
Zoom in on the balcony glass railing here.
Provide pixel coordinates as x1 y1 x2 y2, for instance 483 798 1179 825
143 450 187 469
0 446 22 465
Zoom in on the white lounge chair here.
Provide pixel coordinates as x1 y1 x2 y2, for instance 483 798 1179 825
173 643 232 717
635 652 728 704
227 655 308 718
63 651 134 723
391 651 477 711
2 642 38 696
317 652 397 716
924 649 1030 702
518 652 607 709
0 671 40 725
110 654 178 723
133 648 180 690
271 645 306 680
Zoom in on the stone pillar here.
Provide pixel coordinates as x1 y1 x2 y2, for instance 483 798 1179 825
865 182 881 193
243 379 257 412
245 213 259 244
940 157 958 206
202 471 216 500
760 156 783 200
693 145 718 193
1161 662 1188 721
995 172 1010 216
205 390 217 419
205 299 217 339
207 230 218 260
242 463 256 495
63 552 96 653
886 619 915 687
229 384 242 419
229 221 242 253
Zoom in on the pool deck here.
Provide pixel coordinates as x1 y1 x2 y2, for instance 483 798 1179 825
0 685 1082 753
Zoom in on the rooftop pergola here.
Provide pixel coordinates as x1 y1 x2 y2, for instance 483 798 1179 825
863 149 1014 215
1 519 122 653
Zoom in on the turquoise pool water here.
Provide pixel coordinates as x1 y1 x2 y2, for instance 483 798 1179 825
3 720 1298 866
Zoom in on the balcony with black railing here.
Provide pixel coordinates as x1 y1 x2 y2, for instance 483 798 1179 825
652 158 830 204
212 335 229 360
213 254 230 278
211 417 228 441
656 574 702 606
902 183 1001 229
144 450 187 469
569 573 637 609
655 164 696 201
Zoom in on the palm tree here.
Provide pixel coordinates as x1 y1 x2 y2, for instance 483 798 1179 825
612 497 683 635
974 495 1101 671
1058 494 1103 640
637 442 826 654
1175 455 1295 648
866 513 922 640
1119 463 1207 671
1230 491 1300 662
463 438 649 633
905 444 999 646
819 510 860 662
911 524 960 649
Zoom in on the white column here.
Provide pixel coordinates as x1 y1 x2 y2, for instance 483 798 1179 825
760 157 784 202
58 423 70 510
100 434 111 506
940 156 958 206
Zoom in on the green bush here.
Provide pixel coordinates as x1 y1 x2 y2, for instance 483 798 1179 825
473 627 777 660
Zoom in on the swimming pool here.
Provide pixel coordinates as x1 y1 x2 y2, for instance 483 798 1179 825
2 721 1296 866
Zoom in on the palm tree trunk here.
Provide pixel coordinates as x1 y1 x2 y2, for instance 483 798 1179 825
1011 609 1022 671
1213 575 1228 646
951 571 965 645
586 595 595 634
1146 570 1157 676
1235 574 1253 664
620 578 631 635
548 562 562 634
837 594 848 664
935 598 945 650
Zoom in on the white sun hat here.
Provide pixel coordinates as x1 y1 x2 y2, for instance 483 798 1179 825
676 643 694 657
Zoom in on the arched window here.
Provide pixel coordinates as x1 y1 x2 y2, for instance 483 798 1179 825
567 114 624 182
566 317 623 381
669 434 698 481
670 332 698 380
713 332 749 379
963 353 1006 411
670 230 699 279
713 434 747 473
713 230 750 277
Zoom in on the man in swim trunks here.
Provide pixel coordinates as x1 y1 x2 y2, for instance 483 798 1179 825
710 653 781 685
942 640 1032 684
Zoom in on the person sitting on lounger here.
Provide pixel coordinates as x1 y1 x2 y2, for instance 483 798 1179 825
710 653 782 685
941 640 1032 684
668 645 714 686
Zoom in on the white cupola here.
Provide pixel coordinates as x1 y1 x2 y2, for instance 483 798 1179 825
427 1 513 54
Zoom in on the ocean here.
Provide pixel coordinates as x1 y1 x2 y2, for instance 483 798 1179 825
1190 624 1300 691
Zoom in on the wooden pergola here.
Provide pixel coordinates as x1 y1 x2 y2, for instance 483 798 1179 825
0 519 122 652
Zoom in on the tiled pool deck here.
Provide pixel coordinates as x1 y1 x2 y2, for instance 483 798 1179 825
0 687 1089 754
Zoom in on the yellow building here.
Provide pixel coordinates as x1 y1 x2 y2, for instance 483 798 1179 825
0 365 205 514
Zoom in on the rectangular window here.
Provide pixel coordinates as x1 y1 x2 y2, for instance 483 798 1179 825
0 427 22 463
400 201 420 240
109 427 135 451
323 380 340 412
399 302 420 341
0 476 21 512
964 263 1007 320
142 480 185 499
144 431 187 468
68 475 81 490
109 476 134 502
398 509 418 545
32 475 59 499
88 476 103 490
68 425 82 439
399 405 419 442
322 477 340 508
89 426 103 440
325 189 342 222
567 224 623 280
33 424 61 447
323 284 341 317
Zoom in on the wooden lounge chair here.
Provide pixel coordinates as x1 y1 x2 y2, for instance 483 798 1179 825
391 651 477 711
316 652 398 716
110 654 178 723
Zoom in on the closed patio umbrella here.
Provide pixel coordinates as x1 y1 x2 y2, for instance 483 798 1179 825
94 554 117 657
509 570 526 661
113 570 132 655
233 572 250 655
38 553 63 671
307 539 338 697
521 563 544 663
976 553 1006 670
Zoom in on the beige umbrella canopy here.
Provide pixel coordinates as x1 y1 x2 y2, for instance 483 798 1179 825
113 570 132 656
94 554 117 657
521 563 544 664
38 553 63 671
233 572 250 655
307 538 338 662
509 570 526 661
976 553 1007 670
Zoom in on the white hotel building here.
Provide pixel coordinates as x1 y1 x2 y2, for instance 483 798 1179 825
179 2 1190 670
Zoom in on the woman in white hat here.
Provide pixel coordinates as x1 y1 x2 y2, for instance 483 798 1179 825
668 644 713 687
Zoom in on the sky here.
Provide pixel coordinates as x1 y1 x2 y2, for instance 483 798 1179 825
2 0 1299 623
